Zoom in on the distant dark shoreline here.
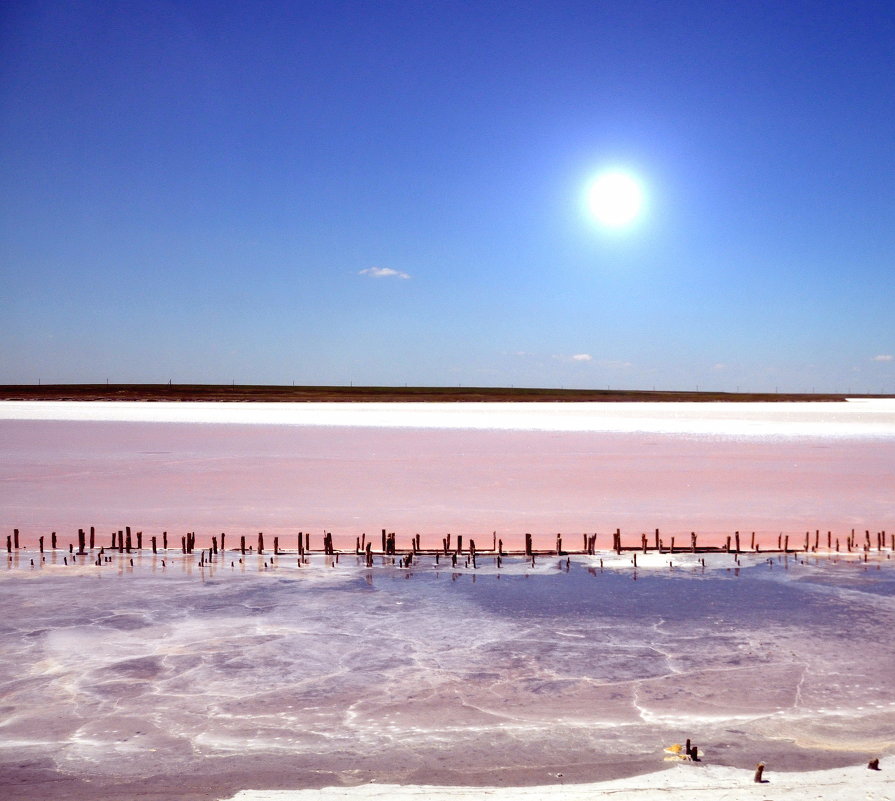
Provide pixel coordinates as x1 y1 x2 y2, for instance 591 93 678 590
0 383 876 403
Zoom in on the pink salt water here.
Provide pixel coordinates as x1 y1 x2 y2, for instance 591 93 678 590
2 417 893 549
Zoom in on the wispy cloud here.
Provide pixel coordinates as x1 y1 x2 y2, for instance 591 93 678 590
571 353 593 362
359 266 410 279
872 354 893 362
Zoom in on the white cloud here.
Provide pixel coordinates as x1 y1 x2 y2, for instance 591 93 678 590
359 267 410 279
872 354 893 362
713 363 727 370
571 353 593 361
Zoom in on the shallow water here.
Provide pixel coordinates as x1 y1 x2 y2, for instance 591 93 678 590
1 552 893 799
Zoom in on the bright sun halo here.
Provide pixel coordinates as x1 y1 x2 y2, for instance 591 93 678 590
586 170 645 228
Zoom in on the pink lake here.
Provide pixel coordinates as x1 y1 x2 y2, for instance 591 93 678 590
2 401 894 551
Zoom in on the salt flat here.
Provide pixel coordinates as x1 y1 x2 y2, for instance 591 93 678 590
2 398 895 437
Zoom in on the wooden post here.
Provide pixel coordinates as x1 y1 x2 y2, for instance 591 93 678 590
381 528 387 551
212 536 218 554
78 529 85 555
137 531 142 550
784 535 789 552
555 534 562 555
457 535 463 554
13 529 19 549
125 530 132 553
804 531 809 551
617 529 622 555
525 532 532 556
691 532 697 553
735 531 740 553
151 536 157 554
39 535 44 553
750 531 755 549
641 533 647 553
754 763 765 783
240 535 246 555
869 758 880 770
163 531 168 549
257 532 264 554
5 535 10 553
181 536 187 553
274 536 279 555
492 531 496 551
52 531 57 549
584 534 588 552
90 526 95 549
498 538 503 555
725 536 731 553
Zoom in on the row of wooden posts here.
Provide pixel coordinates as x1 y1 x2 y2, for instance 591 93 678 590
6 526 893 560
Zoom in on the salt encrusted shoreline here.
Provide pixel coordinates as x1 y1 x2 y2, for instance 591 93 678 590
222 762 893 801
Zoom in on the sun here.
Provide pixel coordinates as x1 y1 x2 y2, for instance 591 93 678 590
585 170 645 228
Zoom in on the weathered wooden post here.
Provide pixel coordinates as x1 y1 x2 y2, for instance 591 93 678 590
456 535 463 554
125 530 132 553
642 533 648 553
691 532 697 553
498 538 503 555
5 535 10 553
751 531 756 549
39 535 44 553
257 532 264 554
725 536 731 553
616 529 622 555
212 536 218 555
118 531 124 552
163 531 168 549
525 532 532 556
90 526 95 549
355 536 361 554
492 531 496 551
784 535 789 552
274 536 279 555
869 758 880 770
52 531 57 549
181 536 187 554
151 536 157 554
583 534 588 552
555 534 562 555
13 529 19 549
804 531 809 551
735 531 740 553
137 531 142 550
754 763 765 783
78 529 86 555
670 536 675 553
381 529 387 551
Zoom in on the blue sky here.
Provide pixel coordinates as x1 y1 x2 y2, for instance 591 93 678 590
2 0 893 392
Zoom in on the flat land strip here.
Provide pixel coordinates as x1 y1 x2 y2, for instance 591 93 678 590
0 384 863 402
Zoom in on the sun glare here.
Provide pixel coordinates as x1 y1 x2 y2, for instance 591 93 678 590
586 170 645 228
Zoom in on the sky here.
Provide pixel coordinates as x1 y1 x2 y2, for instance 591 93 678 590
1 0 893 393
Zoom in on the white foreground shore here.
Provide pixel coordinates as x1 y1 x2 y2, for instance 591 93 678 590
223 762 894 801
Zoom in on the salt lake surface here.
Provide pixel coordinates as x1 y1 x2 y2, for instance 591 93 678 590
1 400 894 799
